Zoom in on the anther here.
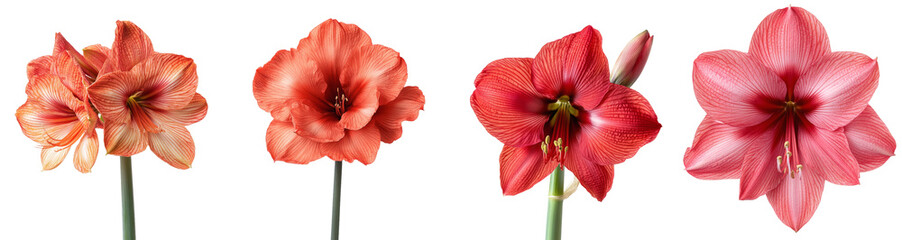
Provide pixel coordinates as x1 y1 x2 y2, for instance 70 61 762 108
776 156 783 172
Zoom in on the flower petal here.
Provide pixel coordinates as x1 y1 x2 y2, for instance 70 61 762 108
253 49 327 120
797 124 860 185
499 144 557 196
575 84 660 165
749 7 830 81
27 55 53 81
684 115 760 180
297 19 372 84
471 58 548 147
342 44 407 105
373 86 424 143
135 53 199 111
151 93 208 126
321 122 381 164
766 168 825 232
106 20 154 73
82 44 110 74
844 106 896 172
739 129 783 200
795 52 878 131
337 74 378 131
289 102 345 142
73 129 99 173
266 120 325 164
564 159 615 202
17 74 85 146
693 50 785 127
89 71 143 124
148 124 195 169
41 146 70 171
532 26 610 109
103 121 148 157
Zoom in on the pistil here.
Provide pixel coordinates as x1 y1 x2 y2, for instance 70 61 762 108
542 96 578 163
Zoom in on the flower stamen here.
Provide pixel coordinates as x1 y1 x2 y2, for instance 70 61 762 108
333 88 349 117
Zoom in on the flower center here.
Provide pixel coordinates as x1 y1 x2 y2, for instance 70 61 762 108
776 101 802 179
333 88 349 118
541 95 579 163
127 91 161 133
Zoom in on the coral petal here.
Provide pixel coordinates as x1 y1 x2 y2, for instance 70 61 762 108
108 20 154 72
289 102 345 142
373 86 424 143
342 44 407 105
148 124 195 169
103 121 148 157
322 122 381 164
137 53 199 110
297 19 372 84
266 120 324 164
73 129 99 173
253 49 327 120
41 146 70 171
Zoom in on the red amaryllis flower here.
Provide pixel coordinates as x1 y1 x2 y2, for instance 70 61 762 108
253 19 425 165
685 7 895 231
471 26 661 201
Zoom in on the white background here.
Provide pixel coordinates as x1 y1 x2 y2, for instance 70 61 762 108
1 0 899 239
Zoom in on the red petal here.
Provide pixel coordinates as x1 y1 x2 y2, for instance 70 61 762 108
738 129 783 200
252 49 327 121
289 102 345 142
103 121 148 157
532 26 610 109
499 144 557 196
266 120 325 164
471 58 548 147
693 50 785 127
684 115 759 180
373 86 424 143
73 129 99 173
749 7 830 81
575 84 660 165
797 124 860 185
27 55 53 81
107 21 154 73
337 75 378 131
148 124 195 169
564 159 615 202
845 106 896 172
766 169 825 232
342 44 407 105
41 146 70 171
321 122 381 164
795 52 878 131
297 19 372 84
135 53 199 111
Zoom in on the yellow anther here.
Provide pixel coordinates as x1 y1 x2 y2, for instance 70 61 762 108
784 141 790 149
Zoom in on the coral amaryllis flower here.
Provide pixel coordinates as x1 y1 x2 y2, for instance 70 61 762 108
88 21 208 169
253 19 425 164
685 7 895 231
471 26 661 201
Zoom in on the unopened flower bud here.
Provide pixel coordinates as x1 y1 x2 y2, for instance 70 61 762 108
611 30 653 87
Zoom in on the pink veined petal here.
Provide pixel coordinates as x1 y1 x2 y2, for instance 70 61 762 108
73 129 99 173
297 19 372 85
738 129 783 200
766 168 825 232
147 124 195 169
136 53 199 111
321 121 382 165
252 48 328 121
684 115 762 180
532 26 611 109
373 86 424 143
749 6 830 81
17 75 86 146
52 33 89 100
471 58 548 147
41 146 70 171
82 44 110 76
27 55 53 82
289 102 345 143
266 120 325 164
797 124 860 185
150 93 208 126
795 52 878 131
341 44 408 105
499 144 558 196
575 84 660 165
693 50 786 127
564 158 615 202
89 71 144 124
844 106 896 172
103 121 148 157
106 20 154 73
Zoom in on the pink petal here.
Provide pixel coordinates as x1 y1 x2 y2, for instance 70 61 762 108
575 84 660 165
342 44 408 105
766 168 825 232
532 26 610 109
738 129 783 200
252 49 327 121
107 21 154 73
148 124 195 169
103 121 148 157
297 19 372 84
844 106 896 172
693 50 785 127
684 115 760 180
797 124 860 185
795 52 878 131
135 53 199 111
749 7 830 81
41 146 70 171
471 58 548 147
499 144 558 196
564 158 615 202
289 102 345 142
373 86 424 143
73 129 99 173
266 120 325 164
321 122 381 165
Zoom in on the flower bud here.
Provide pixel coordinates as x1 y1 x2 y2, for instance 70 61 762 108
611 30 653 87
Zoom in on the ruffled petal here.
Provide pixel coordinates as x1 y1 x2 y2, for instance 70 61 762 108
337 75 378 131
252 49 327 120
89 71 143 123
693 50 786 127
52 33 93 98
296 19 372 84
575 84 660 165
373 86 424 143
148 124 195 169
684 115 760 180
266 120 325 164
739 129 783 200
499 144 557 196
797 124 860 185
532 26 610 109
106 20 154 73
73 129 99 173
17 74 85 146
135 53 199 111
844 106 896 172
795 52 878 131
103 121 148 156
41 146 70 171
766 169 825 232
27 55 52 81
342 44 407 105
471 58 548 147
289 102 345 142
564 158 615 202
749 7 830 81
321 122 381 164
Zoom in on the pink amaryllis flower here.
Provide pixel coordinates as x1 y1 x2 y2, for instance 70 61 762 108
685 7 895 231
471 26 661 201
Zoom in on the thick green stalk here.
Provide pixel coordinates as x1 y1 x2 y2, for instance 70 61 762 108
545 165 564 240
331 160 343 240
120 156 136 240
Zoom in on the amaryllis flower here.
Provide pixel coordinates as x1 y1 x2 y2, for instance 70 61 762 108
88 21 208 169
471 26 661 201
253 19 425 164
685 7 895 231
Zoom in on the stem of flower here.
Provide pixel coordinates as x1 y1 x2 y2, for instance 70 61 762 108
331 160 343 240
120 156 136 240
546 165 564 240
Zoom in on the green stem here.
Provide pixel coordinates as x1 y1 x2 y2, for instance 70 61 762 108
331 160 343 240
546 165 564 240
120 156 136 240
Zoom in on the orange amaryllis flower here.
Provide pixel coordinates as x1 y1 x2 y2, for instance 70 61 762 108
254 19 425 165
88 21 207 169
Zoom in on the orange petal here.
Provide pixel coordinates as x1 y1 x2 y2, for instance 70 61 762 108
341 44 407 105
266 120 324 164
297 19 372 84
322 121 381 164
135 53 199 110
103 121 148 156
27 55 52 82
89 71 142 123
73 129 99 173
373 86 424 143
17 75 86 146
289 102 345 142
150 93 208 126
108 20 154 73
82 44 110 78
337 79 378 131
252 49 327 120
148 124 194 169
41 146 70 171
